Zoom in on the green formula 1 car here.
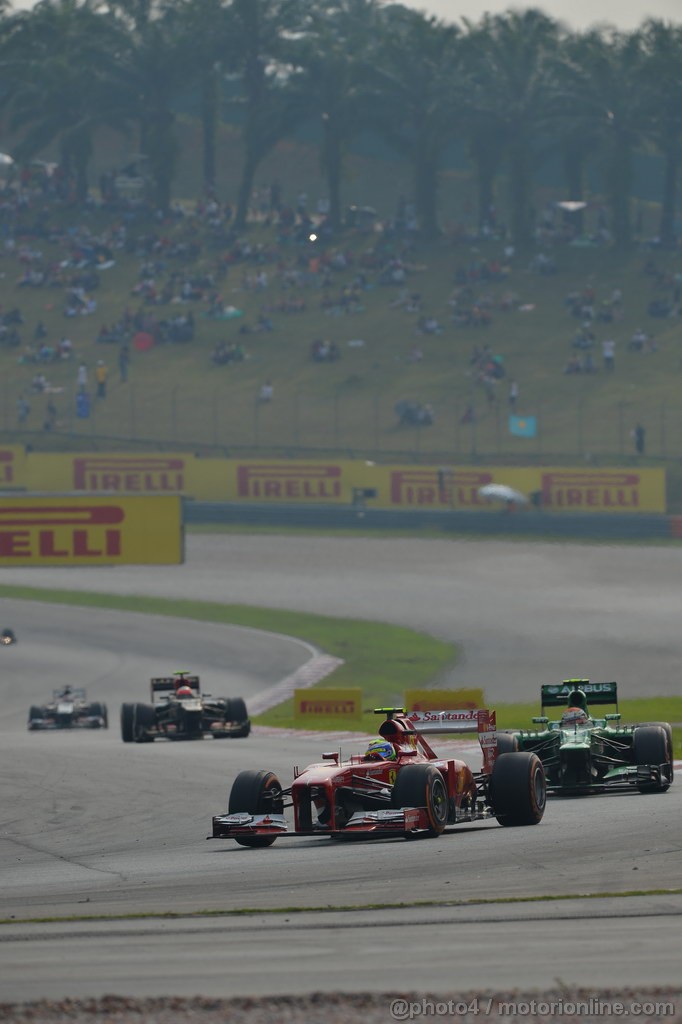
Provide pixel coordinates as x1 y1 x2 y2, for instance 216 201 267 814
497 680 673 795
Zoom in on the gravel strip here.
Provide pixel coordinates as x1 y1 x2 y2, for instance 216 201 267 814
1 989 680 1023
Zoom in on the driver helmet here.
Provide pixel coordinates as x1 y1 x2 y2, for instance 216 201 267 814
567 687 588 712
561 706 589 726
176 685 194 698
364 738 397 761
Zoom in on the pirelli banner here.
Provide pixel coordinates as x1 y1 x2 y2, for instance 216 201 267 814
0 495 183 565
14 452 667 514
294 687 363 722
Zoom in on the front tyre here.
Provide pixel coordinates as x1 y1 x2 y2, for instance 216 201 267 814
228 769 283 847
391 764 449 836
121 703 135 742
633 725 672 793
491 752 546 826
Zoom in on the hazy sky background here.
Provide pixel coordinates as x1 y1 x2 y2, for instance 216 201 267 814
6 0 682 32
403 0 682 32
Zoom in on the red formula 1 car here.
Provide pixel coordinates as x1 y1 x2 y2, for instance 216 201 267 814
209 707 546 847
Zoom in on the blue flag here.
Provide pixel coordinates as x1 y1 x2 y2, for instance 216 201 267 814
509 414 537 438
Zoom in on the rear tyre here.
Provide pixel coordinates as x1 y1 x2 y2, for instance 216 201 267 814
391 764 449 836
496 733 520 754
28 705 44 730
228 769 283 847
88 701 107 728
491 752 546 826
133 703 156 742
633 725 671 793
121 703 135 742
228 697 248 724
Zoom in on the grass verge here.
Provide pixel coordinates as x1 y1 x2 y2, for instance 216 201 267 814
0 584 456 733
0 584 678 752
1 888 680 927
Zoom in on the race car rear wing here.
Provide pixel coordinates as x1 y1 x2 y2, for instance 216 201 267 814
541 680 618 712
151 675 201 699
406 709 498 773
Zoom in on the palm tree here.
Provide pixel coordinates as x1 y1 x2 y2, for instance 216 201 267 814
287 0 379 233
556 28 649 248
368 6 465 238
462 10 562 249
639 20 682 247
107 0 198 210
222 0 307 230
0 0 126 200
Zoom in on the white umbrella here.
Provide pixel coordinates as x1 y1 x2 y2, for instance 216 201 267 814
478 483 528 504
0 153 14 167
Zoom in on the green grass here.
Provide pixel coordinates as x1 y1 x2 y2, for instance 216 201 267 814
1 583 679 755
2 135 682 482
2 887 679 926
0 584 456 732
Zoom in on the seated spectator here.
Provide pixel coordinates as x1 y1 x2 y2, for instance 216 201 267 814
563 354 582 374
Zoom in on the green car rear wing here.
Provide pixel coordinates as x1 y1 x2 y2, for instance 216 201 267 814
541 680 618 713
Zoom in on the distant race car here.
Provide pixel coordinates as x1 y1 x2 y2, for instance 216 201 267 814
121 671 251 742
497 680 673 795
209 706 546 847
28 687 108 731
1 628 16 645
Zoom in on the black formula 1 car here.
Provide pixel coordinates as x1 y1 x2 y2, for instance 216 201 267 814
28 687 108 730
497 680 673 794
210 706 546 846
1 627 16 645
120 672 251 742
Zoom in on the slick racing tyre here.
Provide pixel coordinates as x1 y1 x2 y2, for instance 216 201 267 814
28 706 44 730
88 702 108 728
491 752 546 826
226 697 248 725
391 763 449 836
637 723 674 782
133 702 156 742
120 703 135 742
633 725 672 793
228 769 283 847
496 732 520 754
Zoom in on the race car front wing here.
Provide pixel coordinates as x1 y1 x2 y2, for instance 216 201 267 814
209 807 430 840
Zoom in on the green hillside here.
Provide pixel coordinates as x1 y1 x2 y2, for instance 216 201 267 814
1 141 681 503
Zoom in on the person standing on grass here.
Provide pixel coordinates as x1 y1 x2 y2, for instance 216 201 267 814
96 360 108 398
508 379 518 410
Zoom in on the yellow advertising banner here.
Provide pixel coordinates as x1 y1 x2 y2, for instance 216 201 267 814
16 451 667 513
24 452 195 494
294 687 363 722
405 688 485 712
0 445 27 489
0 495 183 565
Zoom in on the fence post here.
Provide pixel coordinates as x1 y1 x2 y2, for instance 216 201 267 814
170 387 177 443
495 403 501 453
660 402 666 458
373 393 380 451
577 398 584 456
333 388 340 449
293 389 300 446
253 398 260 447
617 402 625 457
211 387 218 446
130 383 136 440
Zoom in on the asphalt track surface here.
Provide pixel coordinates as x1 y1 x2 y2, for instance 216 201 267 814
1 536 681 1004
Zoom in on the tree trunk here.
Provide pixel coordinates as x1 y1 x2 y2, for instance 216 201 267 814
562 143 585 236
607 133 632 248
413 151 439 239
235 152 258 230
659 145 678 248
147 112 178 213
508 141 531 249
201 67 219 193
322 117 342 233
